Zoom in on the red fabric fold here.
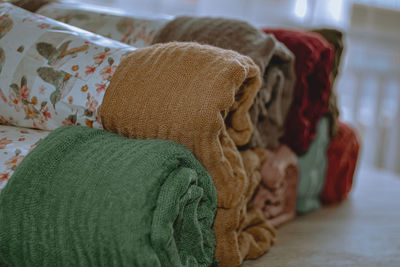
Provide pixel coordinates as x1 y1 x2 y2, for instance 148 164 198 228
262 29 334 153
321 121 360 204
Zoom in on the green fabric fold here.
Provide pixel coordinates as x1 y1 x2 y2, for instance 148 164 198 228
0 126 217 267
296 117 329 214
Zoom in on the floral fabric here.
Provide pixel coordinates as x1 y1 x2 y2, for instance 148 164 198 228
0 125 50 191
0 3 135 130
37 2 172 48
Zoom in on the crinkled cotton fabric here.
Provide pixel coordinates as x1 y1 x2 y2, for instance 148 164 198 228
263 29 334 154
250 145 299 227
321 121 360 205
296 117 330 214
0 126 217 267
152 16 296 150
100 42 275 267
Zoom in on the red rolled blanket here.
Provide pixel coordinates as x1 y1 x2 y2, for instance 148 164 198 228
263 29 334 154
321 121 360 204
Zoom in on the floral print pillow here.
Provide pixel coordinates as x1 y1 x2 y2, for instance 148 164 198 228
0 125 50 192
37 2 172 48
0 3 134 130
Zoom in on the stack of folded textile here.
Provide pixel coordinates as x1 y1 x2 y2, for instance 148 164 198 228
0 2 361 266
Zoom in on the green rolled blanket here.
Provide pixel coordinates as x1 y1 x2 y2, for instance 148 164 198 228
0 126 217 267
296 117 329 214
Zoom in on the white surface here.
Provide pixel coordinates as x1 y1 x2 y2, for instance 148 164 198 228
244 165 400 267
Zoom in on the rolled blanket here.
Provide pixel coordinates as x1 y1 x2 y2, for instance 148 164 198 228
152 16 296 150
296 117 330 214
321 121 360 205
312 28 345 137
37 2 172 48
250 145 299 227
263 29 334 154
100 42 275 267
0 3 134 130
0 126 217 266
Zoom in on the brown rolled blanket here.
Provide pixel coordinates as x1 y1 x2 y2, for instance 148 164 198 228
151 16 295 150
312 28 344 137
250 145 299 227
100 42 275 267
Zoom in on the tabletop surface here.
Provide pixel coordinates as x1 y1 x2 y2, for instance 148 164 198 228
243 165 400 267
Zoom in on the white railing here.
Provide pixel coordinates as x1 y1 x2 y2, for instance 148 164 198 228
338 28 400 173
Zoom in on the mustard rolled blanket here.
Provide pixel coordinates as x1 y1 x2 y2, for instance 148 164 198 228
100 42 275 267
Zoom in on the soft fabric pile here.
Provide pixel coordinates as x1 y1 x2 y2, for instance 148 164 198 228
296 117 330 213
250 145 298 226
151 16 296 150
0 2 362 266
312 28 344 137
99 41 275 266
263 29 334 154
321 121 360 205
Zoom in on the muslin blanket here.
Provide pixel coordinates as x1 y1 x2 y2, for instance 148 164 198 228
0 126 217 267
312 28 344 137
250 145 299 227
100 42 275 267
37 2 172 48
263 29 334 154
296 117 329 214
152 16 296 150
321 121 360 205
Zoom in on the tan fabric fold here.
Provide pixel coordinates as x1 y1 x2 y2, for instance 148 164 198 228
152 16 295 149
250 145 299 227
312 28 344 137
100 42 274 267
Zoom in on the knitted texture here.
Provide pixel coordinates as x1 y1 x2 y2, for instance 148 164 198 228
263 29 334 154
0 126 217 267
100 42 275 267
250 145 299 227
296 117 330 214
152 16 296 149
321 121 360 204
312 28 344 137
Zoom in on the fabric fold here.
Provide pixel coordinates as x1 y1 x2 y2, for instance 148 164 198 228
250 145 299 227
100 42 275 267
296 117 330 214
263 29 334 154
0 126 217 266
312 28 344 137
321 121 360 205
152 16 296 149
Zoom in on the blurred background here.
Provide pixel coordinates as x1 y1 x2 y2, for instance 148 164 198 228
79 0 400 174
